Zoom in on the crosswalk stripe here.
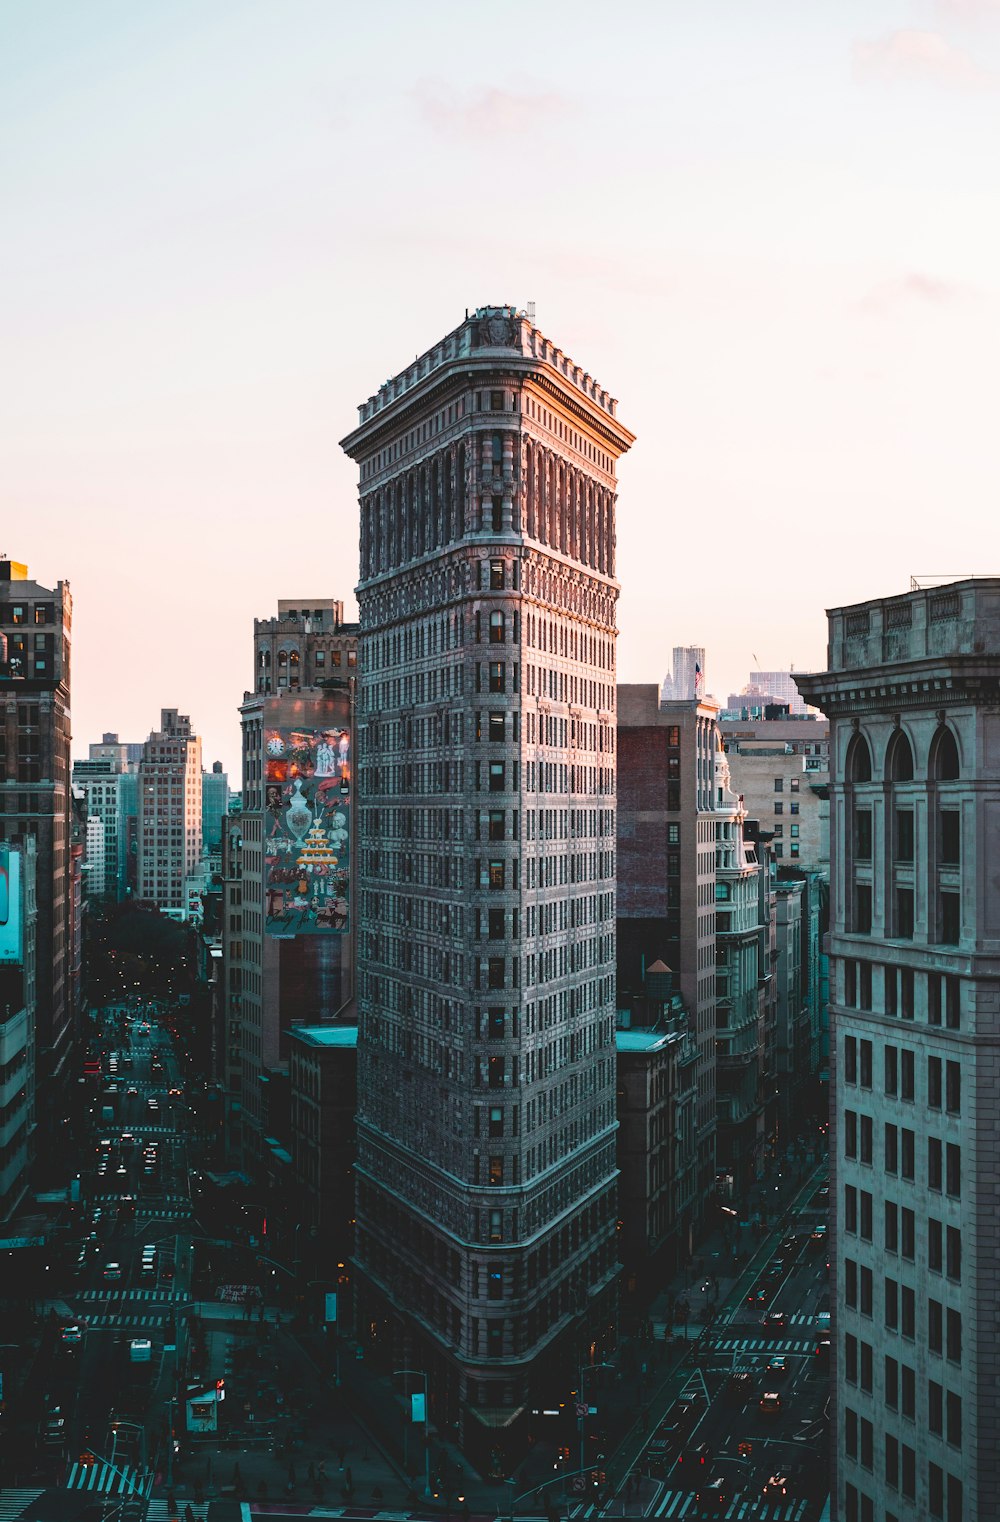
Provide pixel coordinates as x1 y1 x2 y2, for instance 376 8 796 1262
66 1461 149 1494
0 1490 45 1520
146 1504 208 1522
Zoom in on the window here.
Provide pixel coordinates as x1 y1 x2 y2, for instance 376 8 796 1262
929 1298 943 1354
774 801 783 815
940 810 959 865
860 1418 873 1470
845 1407 857 1459
861 1340 873 1392
929 1138 943 1191
855 884 873 934
946 1227 961 1282
489 611 505 643
928 1056 942 1109
487 1265 503 1300
884 1045 897 1095
490 559 505 590
488 860 505 889
860 1039 872 1088
845 1332 858 1382
845 1185 857 1234
946 1061 960 1115
940 892 960 944
790 776 800 792
860 1265 873 1315
488 1156 503 1185
489 1210 503 1242
860 1191 873 1241
901 1285 915 1338
929 1463 943 1519
844 1110 857 1159
896 888 914 939
488 1009 505 1039
844 1034 857 1084
902 1365 915 1420
929 1218 942 1273
946 1143 961 1199
946 1391 961 1449
929 1380 943 1435
901 1444 915 1500
489 712 505 742
855 810 873 859
884 1276 898 1329
895 809 914 861
845 1257 857 1307
790 800 799 815
488 1055 505 1088
885 1124 898 1175
901 1128 914 1180
488 908 504 939
885 1200 898 1252
900 1048 914 1099
488 810 505 841
885 1355 898 1409
901 1208 915 1260
489 762 505 793
860 1114 873 1164
774 777 783 793
489 662 506 693
885 1433 899 1490
947 1308 961 1364
487 958 504 989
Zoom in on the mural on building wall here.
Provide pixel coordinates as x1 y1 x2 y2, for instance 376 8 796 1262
263 727 350 936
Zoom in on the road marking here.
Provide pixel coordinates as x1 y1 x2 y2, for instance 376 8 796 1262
0 1489 45 1520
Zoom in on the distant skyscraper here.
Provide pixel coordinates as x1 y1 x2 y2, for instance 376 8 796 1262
202 761 229 851
0 558 74 1161
796 580 998 1522
748 669 809 714
661 645 706 702
137 709 202 911
342 306 634 1455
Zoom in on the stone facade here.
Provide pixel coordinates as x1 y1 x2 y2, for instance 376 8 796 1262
720 716 829 874
342 306 634 1456
796 578 1000 1522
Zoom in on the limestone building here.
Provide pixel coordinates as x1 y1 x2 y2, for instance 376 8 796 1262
342 306 633 1455
796 579 1000 1522
137 709 202 911
720 714 829 873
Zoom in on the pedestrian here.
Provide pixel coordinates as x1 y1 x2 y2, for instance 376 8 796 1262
185 1506 195 1522
167 1492 177 1516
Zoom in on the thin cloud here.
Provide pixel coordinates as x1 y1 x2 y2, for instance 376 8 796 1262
857 271 973 315
853 28 994 89
412 83 572 137
932 1 1000 19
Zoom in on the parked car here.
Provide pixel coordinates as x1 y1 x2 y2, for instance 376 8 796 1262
759 1391 783 1415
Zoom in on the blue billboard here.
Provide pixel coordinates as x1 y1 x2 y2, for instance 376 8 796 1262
0 848 22 963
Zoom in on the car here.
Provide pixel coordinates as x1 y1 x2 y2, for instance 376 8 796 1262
695 1477 729 1512
168 1085 182 1098
763 1473 790 1497
763 1258 785 1280
60 1323 84 1347
746 1286 768 1307
726 1370 754 1399
115 1163 128 1177
759 1391 783 1415
778 1234 801 1258
118 1195 136 1219
763 1309 786 1330
97 1139 112 1155
815 1335 832 1362
126 1086 139 1096
103 1261 123 1282
97 1161 109 1177
678 1441 711 1467
809 1225 828 1247
764 1355 788 1377
812 1186 830 1206
40 1410 67 1447
120 1131 135 1146
147 1100 160 1114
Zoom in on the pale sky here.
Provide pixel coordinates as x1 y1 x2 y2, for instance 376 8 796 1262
4 0 1000 776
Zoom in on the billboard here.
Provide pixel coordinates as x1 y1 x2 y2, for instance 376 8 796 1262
0 848 22 964
264 726 350 937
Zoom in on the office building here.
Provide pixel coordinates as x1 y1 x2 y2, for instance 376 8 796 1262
137 709 202 912
0 559 74 1162
202 761 230 851
796 579 999 1522
73 760 122 902
222 599 357 1171
721 714 829 872
661 645 705 703
342 306 634 1456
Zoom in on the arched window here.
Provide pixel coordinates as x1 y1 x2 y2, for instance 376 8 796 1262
930 725 960 780
490 611 505 644
845 731 872 782
886 729 914 782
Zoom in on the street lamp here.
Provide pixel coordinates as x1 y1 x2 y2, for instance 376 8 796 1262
393 1367 431 1499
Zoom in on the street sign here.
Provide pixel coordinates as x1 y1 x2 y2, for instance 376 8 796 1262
325 1292 338 1324
411 1392 426 1423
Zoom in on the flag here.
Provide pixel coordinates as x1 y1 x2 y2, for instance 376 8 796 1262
694 663 704 696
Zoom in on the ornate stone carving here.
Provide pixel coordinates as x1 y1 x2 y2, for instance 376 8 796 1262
479 315 515 348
